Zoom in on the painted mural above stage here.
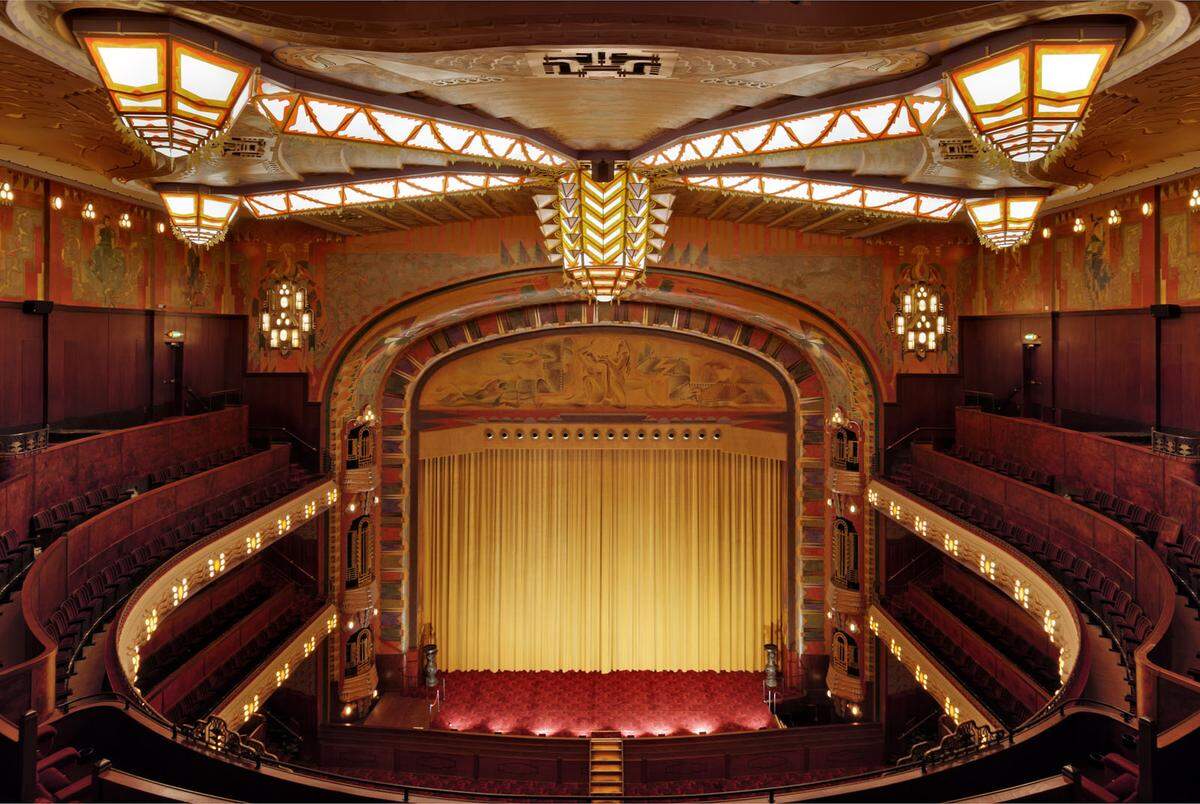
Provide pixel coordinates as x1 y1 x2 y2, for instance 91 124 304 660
419 331 788 411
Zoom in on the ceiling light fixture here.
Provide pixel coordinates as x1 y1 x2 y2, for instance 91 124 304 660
253 78 569 169
243 172 526 218
947 40 1118 164
964 191 1046 250
677 173 963 221
159 189 240 247
534 164 672 303
81 34 255 159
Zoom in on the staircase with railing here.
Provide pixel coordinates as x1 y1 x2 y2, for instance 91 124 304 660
588 735 623 798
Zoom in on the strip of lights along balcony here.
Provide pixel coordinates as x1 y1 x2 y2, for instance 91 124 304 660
82 35 255 159
253 79 570 169
947 40 1118 164
635 86 947 169
243 173 528 218
676 174 965 221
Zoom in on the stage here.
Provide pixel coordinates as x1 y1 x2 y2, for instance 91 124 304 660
367 671 780 737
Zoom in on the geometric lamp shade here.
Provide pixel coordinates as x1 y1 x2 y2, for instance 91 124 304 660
947 40 1118 165
965 192 1046 251
534 165 673 303
82 35 254 159
159 190 240 248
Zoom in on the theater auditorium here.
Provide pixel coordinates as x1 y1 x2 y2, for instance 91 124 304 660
2 2 1200 801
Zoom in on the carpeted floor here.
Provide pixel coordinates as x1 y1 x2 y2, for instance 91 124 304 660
411 670 778 737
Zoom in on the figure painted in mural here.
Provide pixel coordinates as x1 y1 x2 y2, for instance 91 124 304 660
422 333 785 410
178 247 209 309
0 204 36 298
1082 214 1113 302
81 217 136 307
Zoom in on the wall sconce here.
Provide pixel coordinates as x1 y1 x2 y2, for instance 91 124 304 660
0 181 13 205
164 329 184 344
50 195 63 211
1189 189 1200 211
119 212 133 229
1072 217 1085 233
82 202 97 220
1141 201 1154 217
156 221 167 234
1022 332 1041 345
849 704 861 718
1041 226 1051 239
1107 208 1121 226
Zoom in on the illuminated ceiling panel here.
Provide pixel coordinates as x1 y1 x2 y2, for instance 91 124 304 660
83 35 254 159
243 173 527 218
635 87 946 169
947 41 1118 163
254 79 571 170
676 174 964 221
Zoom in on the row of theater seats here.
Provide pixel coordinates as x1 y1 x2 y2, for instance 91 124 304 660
168 596 316 724
29 723 94 803
48 475 310 704
902 475 1152 685
944 445 1167 542
945 445 1055 491
137 578 280 692
920 577 1059 692
890 593 1031 728
0 527 35 594
29 444 254 547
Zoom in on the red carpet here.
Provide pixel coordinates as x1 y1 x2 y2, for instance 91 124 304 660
419 670 778 737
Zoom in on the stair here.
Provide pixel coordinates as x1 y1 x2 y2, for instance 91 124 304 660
589 736 623 799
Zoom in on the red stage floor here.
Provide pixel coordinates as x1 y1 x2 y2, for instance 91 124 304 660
398 671 778 738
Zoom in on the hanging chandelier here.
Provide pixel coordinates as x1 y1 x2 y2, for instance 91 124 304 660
258 278 315 355
964 191 1046 251
892 247 948 359
946 39 1117 164
80 33 255 159
534 164 673 302
159 189 240 247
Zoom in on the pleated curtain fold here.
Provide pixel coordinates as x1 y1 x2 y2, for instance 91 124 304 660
418 448 785 672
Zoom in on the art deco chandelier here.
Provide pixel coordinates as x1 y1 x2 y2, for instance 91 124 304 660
75 16 1122 302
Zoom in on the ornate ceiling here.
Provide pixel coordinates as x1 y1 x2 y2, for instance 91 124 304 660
0 1 1199 238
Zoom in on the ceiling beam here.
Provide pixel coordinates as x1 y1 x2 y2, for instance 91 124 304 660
707 195 740 220
850 217 912 238
766 205 809 228
735 199 772 223
800 208 854 233
440 198 473 221
396 201 443 226
473 194 501 217
300 216 357 236
358 207 409 230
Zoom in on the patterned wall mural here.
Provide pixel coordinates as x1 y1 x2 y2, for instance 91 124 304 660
959 186 1158 315
0 171 226 312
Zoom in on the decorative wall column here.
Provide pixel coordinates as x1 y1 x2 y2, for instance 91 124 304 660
825 409 871 718
332 406 380 719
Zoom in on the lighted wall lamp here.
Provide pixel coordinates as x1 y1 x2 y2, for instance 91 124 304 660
164 329 185 345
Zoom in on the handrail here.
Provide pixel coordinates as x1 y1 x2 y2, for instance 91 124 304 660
54 693 1140 803
886 425 954 455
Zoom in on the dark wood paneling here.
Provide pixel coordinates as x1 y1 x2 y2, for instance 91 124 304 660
959 314 1051 410
0 304 44 429
1159 310 1200 433
1054 311 1155 430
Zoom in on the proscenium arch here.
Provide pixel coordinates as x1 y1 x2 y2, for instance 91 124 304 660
403 323 810 664
321 267 884 679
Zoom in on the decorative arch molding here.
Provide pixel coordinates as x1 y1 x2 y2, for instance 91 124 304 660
321 267 882 698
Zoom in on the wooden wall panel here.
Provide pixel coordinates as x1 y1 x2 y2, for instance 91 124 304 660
0 305 44 429
1159 310 1200 433
959 314 1052 410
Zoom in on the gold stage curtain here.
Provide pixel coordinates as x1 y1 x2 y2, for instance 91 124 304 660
418 448 785 672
